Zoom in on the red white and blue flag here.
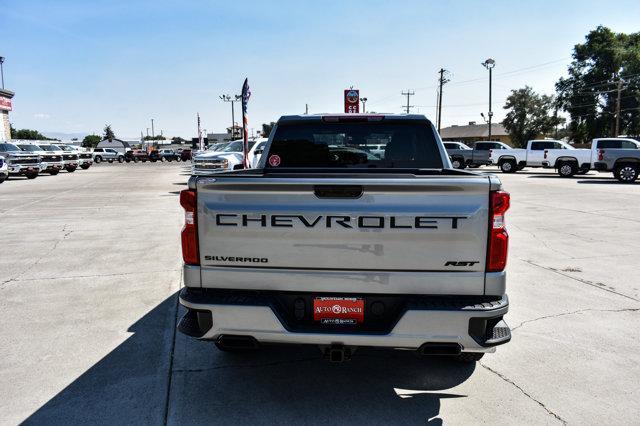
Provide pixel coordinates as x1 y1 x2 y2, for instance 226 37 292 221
241 78 251 168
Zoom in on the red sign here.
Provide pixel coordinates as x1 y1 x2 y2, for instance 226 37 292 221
313 297 364 325
0 97 12 111
344 89 359 113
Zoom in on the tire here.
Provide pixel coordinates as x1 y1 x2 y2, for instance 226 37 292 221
49 169 60 175
126 158 131 163
161 157 166 162
80 164 90 170
455 352 485 363
500 160 517 173
557 161 577 178
118 156 124 163
451 158 465 169
108 159 114 163
614 163 639 183
142 159 147 163
26 171 38 179
65 166 77 173
94 156 102 164
0 175 6 184
134 157 139 163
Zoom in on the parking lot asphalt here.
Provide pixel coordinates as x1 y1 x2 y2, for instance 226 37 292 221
1 163 639 424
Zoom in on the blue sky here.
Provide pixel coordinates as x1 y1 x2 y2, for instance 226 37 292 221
3 0 640 139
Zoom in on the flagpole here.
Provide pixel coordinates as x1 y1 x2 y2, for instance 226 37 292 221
197 113 203 151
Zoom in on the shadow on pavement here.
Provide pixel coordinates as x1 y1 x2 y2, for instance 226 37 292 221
576 179 624 185
24 293 475 424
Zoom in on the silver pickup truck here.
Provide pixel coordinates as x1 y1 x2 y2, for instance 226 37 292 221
178 114 511 363
593 146 640 183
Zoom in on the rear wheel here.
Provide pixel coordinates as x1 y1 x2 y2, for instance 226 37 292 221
25 171 38 179
80 164 90 170
557 162 577 178
0 175 7 183
455 352 484 363
451 158 465 169
500 160 517 173
125 158 131 163
134 157 139 163
65 166 77 173
94 156 102 164
49 169 60 175
614 164 639 183
161 157 166 162
118 156 124 163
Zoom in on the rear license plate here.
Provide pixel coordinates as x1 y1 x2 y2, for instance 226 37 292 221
313 297 364 325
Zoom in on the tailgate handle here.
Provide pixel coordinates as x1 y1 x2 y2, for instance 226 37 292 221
314 185 363 199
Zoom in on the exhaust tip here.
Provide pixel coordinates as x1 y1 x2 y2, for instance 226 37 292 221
418 342 462 356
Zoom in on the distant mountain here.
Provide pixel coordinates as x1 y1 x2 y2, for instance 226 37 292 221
41 131 89 141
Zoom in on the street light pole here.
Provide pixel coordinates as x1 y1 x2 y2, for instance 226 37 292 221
482 58 495 141
360 97 368 113
220 94 242 140
0 57 5 89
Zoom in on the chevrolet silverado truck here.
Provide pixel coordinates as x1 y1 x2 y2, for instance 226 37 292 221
593 144 640 182
177 114 511 363
0 142 41 179
490 139 583 174
15 142 64 175
445 140 512 169
0 156 7 183
542 137 640 177
37 143 79 172
57 144 94 169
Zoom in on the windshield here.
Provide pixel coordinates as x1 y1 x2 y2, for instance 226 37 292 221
58 145 73 151
18 145 41 152
266 120 442 169
222 141 243 152
39 144 62 151
0 143 21 152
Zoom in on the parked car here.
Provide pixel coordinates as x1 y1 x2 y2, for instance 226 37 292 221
37 143 79 172
542 137 640 177
150 149 180 162
57 144 93 170
192 140 256 175
447 141 512 169
125 149 149 163
16 142 64 175
0 142 41 179
0 156 7 183
92 147 124 163
490 139 584 174
178 113 511 362
180 148 192 161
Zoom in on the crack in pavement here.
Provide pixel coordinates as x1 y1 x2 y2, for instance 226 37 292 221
480 363 567 425
511 224 571 258
0 268 181 289
511 307 640 331
520 259 640 302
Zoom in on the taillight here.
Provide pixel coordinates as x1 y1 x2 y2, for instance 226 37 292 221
487 190 510 272
180 189 199 265
598 149 604 161
544 150 548 159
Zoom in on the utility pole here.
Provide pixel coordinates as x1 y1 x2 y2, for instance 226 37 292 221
437 68 450 132
360 97 368 113
401 90 415 114
0 57 5 89
305 103 309 114
220 94 241 139
481 59 496 140
615 79 623 137
151 118 155 139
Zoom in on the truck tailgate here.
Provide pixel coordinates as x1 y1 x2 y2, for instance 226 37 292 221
196 175 492 295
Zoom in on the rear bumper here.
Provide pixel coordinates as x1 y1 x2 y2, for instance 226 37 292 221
178 287 510 352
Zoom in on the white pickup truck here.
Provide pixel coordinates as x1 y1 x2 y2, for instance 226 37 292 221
490 139 581 174
542 137 640 177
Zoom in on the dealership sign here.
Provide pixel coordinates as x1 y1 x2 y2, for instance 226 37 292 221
344 89 359 113
0 96 12 111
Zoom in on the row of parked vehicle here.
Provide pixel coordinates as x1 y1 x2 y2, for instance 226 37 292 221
444 137 640 182
93 147 193 164
0 141 94 183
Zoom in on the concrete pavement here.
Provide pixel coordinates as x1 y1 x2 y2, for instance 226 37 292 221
0 163 638 424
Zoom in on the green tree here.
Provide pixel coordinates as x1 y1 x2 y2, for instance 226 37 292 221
171 136 186 144
556 26 640 142
502 86 563 148
261 122 275 138
82 134 101 148
143 135 166 141
103 124 116 141
8 124 53 140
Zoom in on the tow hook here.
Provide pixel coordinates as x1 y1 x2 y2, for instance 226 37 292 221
323 344 352 363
